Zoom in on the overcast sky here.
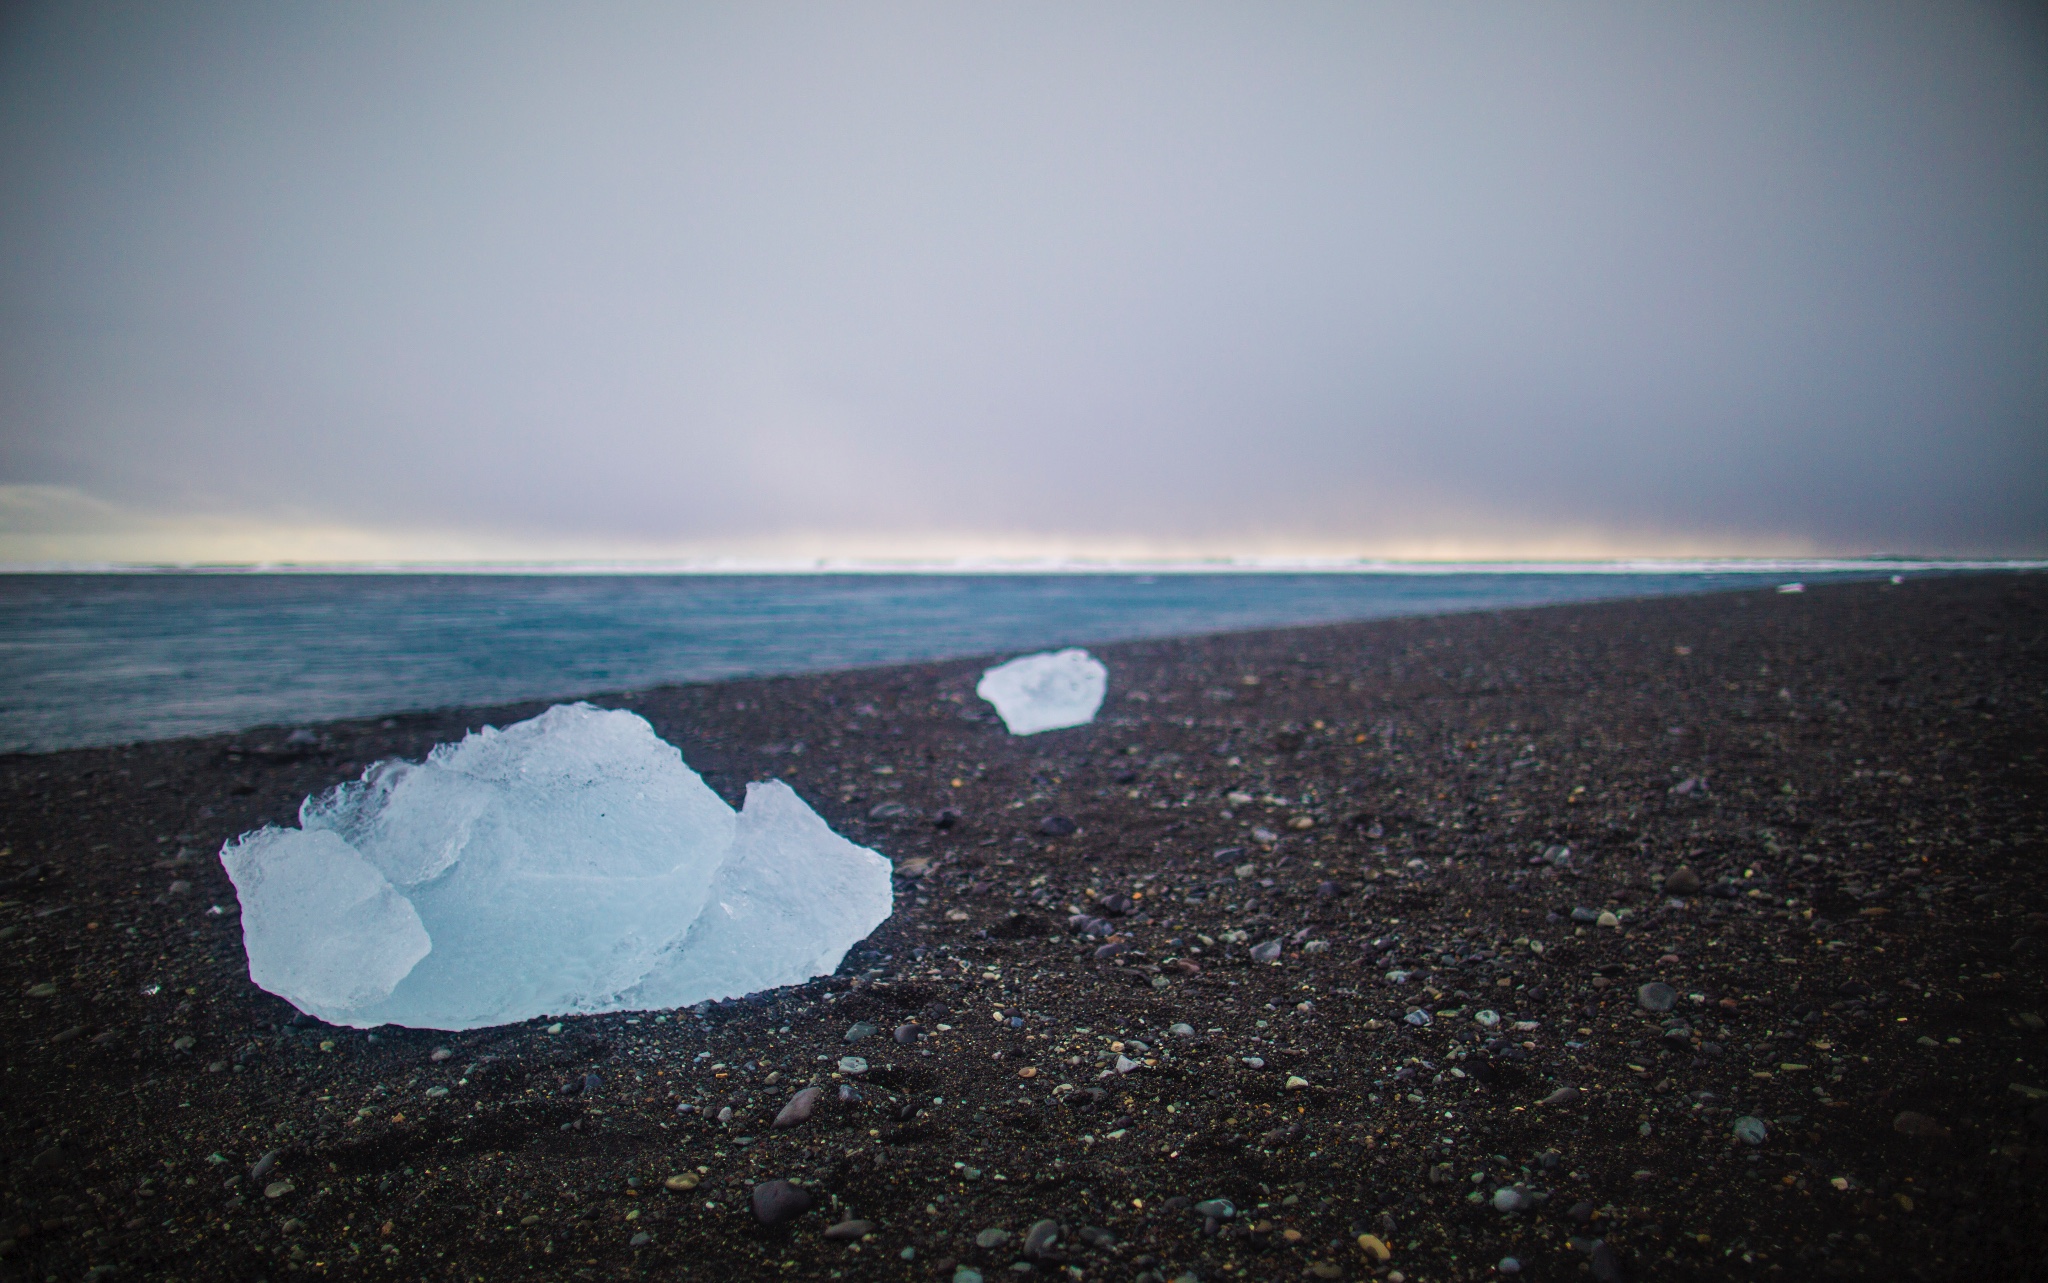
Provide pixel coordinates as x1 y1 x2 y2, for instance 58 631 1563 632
2 1 2044 563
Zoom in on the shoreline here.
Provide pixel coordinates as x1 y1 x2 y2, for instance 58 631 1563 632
2 573 2043 1280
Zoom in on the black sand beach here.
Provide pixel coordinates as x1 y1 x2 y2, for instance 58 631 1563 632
2 573 2044 1282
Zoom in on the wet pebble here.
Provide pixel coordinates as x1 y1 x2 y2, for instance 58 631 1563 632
1492 1187 1533 1212
1250 940 1283 962
1732 1116 1768 1144
1168 1023 1194 1037
1637 983 1677 1013
838 1056 869 1075
1192 1198 1235 1219
751 1179 813 1226
1663 866 1702 894
975 1227 1010 1248
249 1150 280 1181
1540 1087 1581 1107
1024 1218 1061 1256
824 1219 872 1240
1038 815 1077 837
893 1023 924 1044
844 1021 879 1043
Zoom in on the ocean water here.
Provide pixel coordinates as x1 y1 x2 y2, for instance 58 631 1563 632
0 566 1911 753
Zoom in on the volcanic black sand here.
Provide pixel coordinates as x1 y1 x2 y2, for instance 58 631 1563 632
3 573 2045 1283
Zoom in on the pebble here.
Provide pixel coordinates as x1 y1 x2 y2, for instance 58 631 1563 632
1596 910 1621 929
429 1047 453 1062
1892 1110 1950 1139
172 1035 196 1052
1079 1226 1117 1248
838 1083 863 1103
838 1056 869 1075
1567 1201 1595 1224
824 1219 872 1240
581 1072 602 1095
1637 983 1678 1013
1492 1187 1533 1213
1356 1233 1391 1261
1168 1023 1194 1037
1250 940 1283 962
1663 866 1702 894
844 1021 879 1043
954 1269 985 1283
1570 907 1599 924
629 1231 652 1247
264 1180 294 1200
249 1150 280 1181
1192 1199 1235 1219
27 981 59 997
1732 1116 1768 1144
893 1023 924 1044
751 1179 813 1226
1115 1055 1140 1074
1540 1087 1582 1107
664 1173 700 1191
773 1087 822 1129
425 1086 450 1099
1038 815 1078 836
1474 1009 1500 1028
1588 1239 1626 1282
975 1228 1011 1248
1285 1076 1310 1090
1499 1257 1522 1275
1404 1010 1432 1027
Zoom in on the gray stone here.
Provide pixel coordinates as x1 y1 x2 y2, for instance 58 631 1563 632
1570 907 1600 924
1637 983 1678 1013
1539 1087 1582 1107
1191 1199 1235 1219
249 1149 279 1181
975 1228 1011 1249
844 1021 879 1043
1663 867 1702 894
751 1179 813 1226
1732 1116 1767 1144
837 1056 869 1075
773 1087 822 1129
1250 940 1283 962
1024 1218 1060 1256
824 1219 873 1240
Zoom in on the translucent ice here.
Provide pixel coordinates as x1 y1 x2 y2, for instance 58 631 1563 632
976 648 1108 734
219 703 891 1030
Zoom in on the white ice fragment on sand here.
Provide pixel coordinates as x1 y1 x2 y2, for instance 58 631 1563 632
218 703 891 1030
976 648 1108 735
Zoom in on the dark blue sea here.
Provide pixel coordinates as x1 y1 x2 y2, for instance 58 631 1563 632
0 568 1899 753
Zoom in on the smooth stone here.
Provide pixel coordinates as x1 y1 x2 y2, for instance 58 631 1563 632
264 1180 294 1199
1079 1226 1117 1248
1191 1199 1235 1219
1732 1116 1768 1144
1570 907 1600 923
893 1023 924 1044
1024 1218 1060 1256
664 1173 700 1191
581 1072 603 1095
1250 940 1283 962
844 1021 879 1043
954 1270 986 1283
751 1179 813 1226
773 1087 822 1129
838 1083 863 1103
1405 1010 1433 1027
838 1056 869 1075
1637 983 1678 1013
976 1228 1011 1249
1474 1009 1500 1028
1168 1023 1194 1037
1596 910 1621 928
1663 866 1702 894
824 1219 872 1240
1566 1201 1595 1224
1499 1257 1523 1275
249 1150 280 1181
629 1231 652 1247
1038 815 1078 837
1540 1087 1582 1107
1492 1187 1533 1213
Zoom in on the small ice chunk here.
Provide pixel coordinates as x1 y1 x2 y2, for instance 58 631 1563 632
219 703 891 1030
976 649 1108 735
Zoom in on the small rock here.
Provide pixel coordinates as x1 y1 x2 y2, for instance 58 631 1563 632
1038 815 1078 837
975 1227 1011 1249
953 1269 985 1283
1570 907 1600 924
1192 1199 1235 1219
1357 1233 1391 1261
1663 867 1702 894
1540 1087 1582 1107
664 1173 700 1191
1596 910 1621 929
1473 1009 1500 1029
773 1087 822 1129
1499 1257 1523 1275
249 1150 280 1181
1637 983 1677 1013
1566 1201 1595 1224
893 1023 924 1044
172 1035 196 1052
844 1021 879 1043
823 1219 872 1240
1115 1055 1140 1074
629 1231 652 1247
1492 1187 1533 1213
581 1072 602 1095
1025 1219 1063 1257
264 1180 294 1200
1168 1023 1194 1037
1892 1111 1950 1139
1079 1226 1117 1248
1732 1116 1768 1144
838 1056 869 1075
837 1083 863 1103
1250 940 1283 962
1405 1010 1433 1027
1285 1076 1310 1091
751 1179 813 1226
429 1047 453 1062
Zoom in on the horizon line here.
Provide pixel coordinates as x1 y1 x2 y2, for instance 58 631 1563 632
3 555 2044 577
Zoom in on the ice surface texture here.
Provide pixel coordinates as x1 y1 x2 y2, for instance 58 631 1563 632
219 703 892 1030
976 648 1109 734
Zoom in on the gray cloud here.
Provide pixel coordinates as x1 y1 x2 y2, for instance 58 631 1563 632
3 1 2044 558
